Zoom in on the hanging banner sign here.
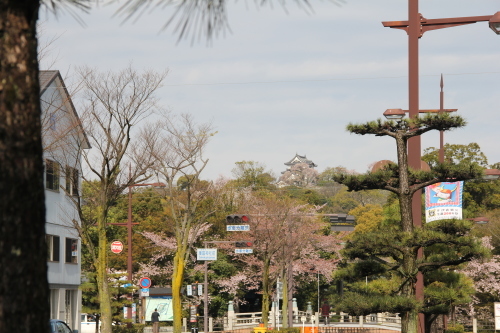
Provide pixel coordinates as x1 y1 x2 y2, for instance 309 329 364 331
425 181 463 222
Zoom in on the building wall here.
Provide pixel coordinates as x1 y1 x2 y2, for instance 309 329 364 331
42 73 84 332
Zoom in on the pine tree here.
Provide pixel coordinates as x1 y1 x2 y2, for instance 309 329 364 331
332 113 487 333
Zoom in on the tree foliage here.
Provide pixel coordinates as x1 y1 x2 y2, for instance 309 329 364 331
423 142 489 169
231 161 276 191
348 204 384 235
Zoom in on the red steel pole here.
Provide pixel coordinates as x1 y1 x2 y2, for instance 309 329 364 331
407 2 425 333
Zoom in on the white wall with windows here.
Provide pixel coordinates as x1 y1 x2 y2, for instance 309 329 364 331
41 71 90 332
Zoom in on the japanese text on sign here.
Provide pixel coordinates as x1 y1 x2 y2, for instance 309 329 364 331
197 248 217 261
226 225 250 231
235 249 253 254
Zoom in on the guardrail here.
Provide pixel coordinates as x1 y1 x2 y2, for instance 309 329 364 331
225 312 401 330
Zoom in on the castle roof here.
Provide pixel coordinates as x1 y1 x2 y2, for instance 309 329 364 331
284 154 317 168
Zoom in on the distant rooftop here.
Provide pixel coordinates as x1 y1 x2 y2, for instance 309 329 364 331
284 153 317 168
39 70 59 94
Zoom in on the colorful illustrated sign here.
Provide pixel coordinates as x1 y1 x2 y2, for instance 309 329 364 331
425 181 463 222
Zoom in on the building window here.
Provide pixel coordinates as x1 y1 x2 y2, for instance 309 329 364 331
49 112 57 131
46 235 60 262
65 238 78 264
45 159 60 191
65 166 79 196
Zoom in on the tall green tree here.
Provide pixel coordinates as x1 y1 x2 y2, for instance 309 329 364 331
422 142 489 169
231 161 276 191
348 204 384 235
333 112 485 333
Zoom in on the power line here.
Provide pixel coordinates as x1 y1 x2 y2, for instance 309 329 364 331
164 71 500 87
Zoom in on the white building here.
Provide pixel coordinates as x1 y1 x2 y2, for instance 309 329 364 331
40 70 90 331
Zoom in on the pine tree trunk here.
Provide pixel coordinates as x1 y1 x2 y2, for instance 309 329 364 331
395 130 420 333
0 2 49 333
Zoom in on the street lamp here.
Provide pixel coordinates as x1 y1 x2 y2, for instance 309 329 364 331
382 5 499 333
489 12 500 34
383 108 405 121
383 75 458 164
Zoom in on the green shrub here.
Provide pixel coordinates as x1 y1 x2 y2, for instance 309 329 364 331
445 324 465 333
111 323 145 333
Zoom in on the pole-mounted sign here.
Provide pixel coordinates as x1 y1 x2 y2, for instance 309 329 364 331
139 277 152 289
111 240 123 254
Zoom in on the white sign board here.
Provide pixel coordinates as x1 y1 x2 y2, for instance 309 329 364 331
495 302 500 330
197 248 217 261
198 284 203 296
140 288 150 297
227 225 250 231
235 248 253 254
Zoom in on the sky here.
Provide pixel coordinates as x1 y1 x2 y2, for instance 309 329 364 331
40 0 500 181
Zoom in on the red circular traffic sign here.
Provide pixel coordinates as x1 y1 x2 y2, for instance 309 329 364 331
139 277 152 288
111 241 123 254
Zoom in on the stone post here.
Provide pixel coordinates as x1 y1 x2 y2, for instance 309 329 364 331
293 298 298 323
182 318 187 332
227 301 235 330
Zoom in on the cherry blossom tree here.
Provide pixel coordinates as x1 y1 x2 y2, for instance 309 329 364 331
149 114 216 333
459 238 500 319
279 162 319 187
231 194 342 326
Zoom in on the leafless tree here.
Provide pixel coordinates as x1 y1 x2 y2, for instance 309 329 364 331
68 65 168 333
150 113 215 333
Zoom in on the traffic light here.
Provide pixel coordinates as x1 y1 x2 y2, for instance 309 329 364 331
235 241 253 247
226 214 250 224
192 283 198 296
